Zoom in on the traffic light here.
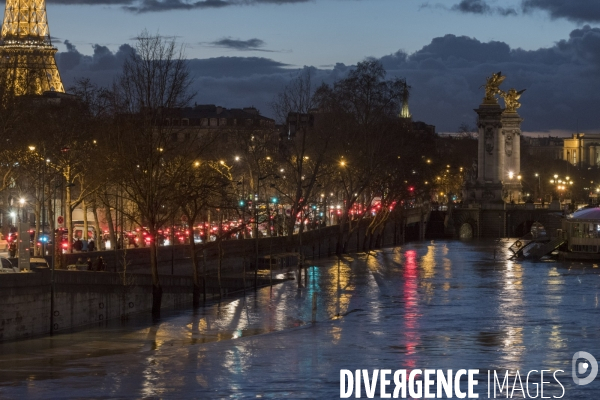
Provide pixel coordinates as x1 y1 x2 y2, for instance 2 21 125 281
271 197 278 204
239 200 245 207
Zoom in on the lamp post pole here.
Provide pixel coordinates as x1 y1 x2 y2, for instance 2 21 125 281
50 181 59 336
41 159 48 256
254 194 259 290
535 173 541 202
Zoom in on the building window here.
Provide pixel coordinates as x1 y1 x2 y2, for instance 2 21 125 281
171 132 178 141
573 150 577 165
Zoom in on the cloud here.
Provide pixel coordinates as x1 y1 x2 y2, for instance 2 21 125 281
384 26 600 133
522 0 600 23
56 25 600 132
423 0 517 16
49 0 134 4
48 0 312 11
121 0 310 13
207 38 272 52
452 0 517 16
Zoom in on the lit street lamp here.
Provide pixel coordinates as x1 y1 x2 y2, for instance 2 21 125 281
18 198 25 222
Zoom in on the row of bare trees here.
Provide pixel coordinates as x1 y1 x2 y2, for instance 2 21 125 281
0 31 449 313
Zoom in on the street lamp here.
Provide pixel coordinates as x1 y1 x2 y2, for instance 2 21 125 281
508 171 514 202
19 198 25 222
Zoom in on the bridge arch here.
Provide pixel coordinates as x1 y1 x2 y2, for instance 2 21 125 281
451 210 479 239
515 220 535 237
459 222 474 239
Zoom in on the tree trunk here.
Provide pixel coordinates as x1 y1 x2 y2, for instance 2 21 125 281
336 214 346 256
82 199 88 243
1 192 9 239
218 239 223 298
104 201 116 250
65 167 73 253
189 218 200 308
34 202 41 256
91 203 101 249
150 239 162 316
202 248 207 303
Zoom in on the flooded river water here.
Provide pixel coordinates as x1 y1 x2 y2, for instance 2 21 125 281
0 239 599 399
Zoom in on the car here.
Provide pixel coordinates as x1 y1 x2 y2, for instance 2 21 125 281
29 257 50 270
0 257 18 273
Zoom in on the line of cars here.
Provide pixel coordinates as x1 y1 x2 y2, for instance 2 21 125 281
0 257 50 273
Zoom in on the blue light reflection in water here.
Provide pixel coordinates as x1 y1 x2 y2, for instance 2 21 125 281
0 239 599 398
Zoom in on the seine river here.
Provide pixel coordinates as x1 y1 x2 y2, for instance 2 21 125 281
0 239 599 399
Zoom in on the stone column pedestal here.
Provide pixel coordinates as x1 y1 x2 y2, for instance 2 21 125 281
463 103 505 203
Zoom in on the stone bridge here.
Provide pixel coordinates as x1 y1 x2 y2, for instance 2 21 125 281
448 204 564 239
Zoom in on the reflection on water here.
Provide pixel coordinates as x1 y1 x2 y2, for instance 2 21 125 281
1 239 600 398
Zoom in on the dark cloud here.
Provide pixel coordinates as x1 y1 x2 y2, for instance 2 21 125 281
49 0 134 4
49 0 311 11
424 0 517 16
123 0 309 13
208 38 270 51
187 57 290 78
452 0 517 16
522 0 600 23
57 25 600 132
385 26 600 133
452 0 489 14
57 41 133 86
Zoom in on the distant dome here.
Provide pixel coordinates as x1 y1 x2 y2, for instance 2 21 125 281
567 207 600 222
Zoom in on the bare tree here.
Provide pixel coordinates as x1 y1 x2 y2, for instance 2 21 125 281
176 158 235 307
107 30 196 316
314 60 409 254
272 70 333 244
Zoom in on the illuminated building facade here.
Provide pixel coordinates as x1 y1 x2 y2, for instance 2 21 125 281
562 133 600 168
0 0 64 95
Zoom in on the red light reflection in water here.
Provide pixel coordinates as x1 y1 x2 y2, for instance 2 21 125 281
403 250 419 369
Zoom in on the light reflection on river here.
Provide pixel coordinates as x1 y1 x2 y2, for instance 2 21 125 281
1 239 600 398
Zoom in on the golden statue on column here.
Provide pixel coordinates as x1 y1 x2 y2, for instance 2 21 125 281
500 88 526 113
481 71 505 104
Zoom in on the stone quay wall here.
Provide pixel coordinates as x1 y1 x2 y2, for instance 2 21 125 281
61 222 404 274
0 269 273 342
0 220 403 342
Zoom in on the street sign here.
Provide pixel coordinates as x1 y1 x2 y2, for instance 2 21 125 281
57 216 64 225
181 214 188 222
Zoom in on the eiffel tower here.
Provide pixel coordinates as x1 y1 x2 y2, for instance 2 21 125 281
0 0 64 95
